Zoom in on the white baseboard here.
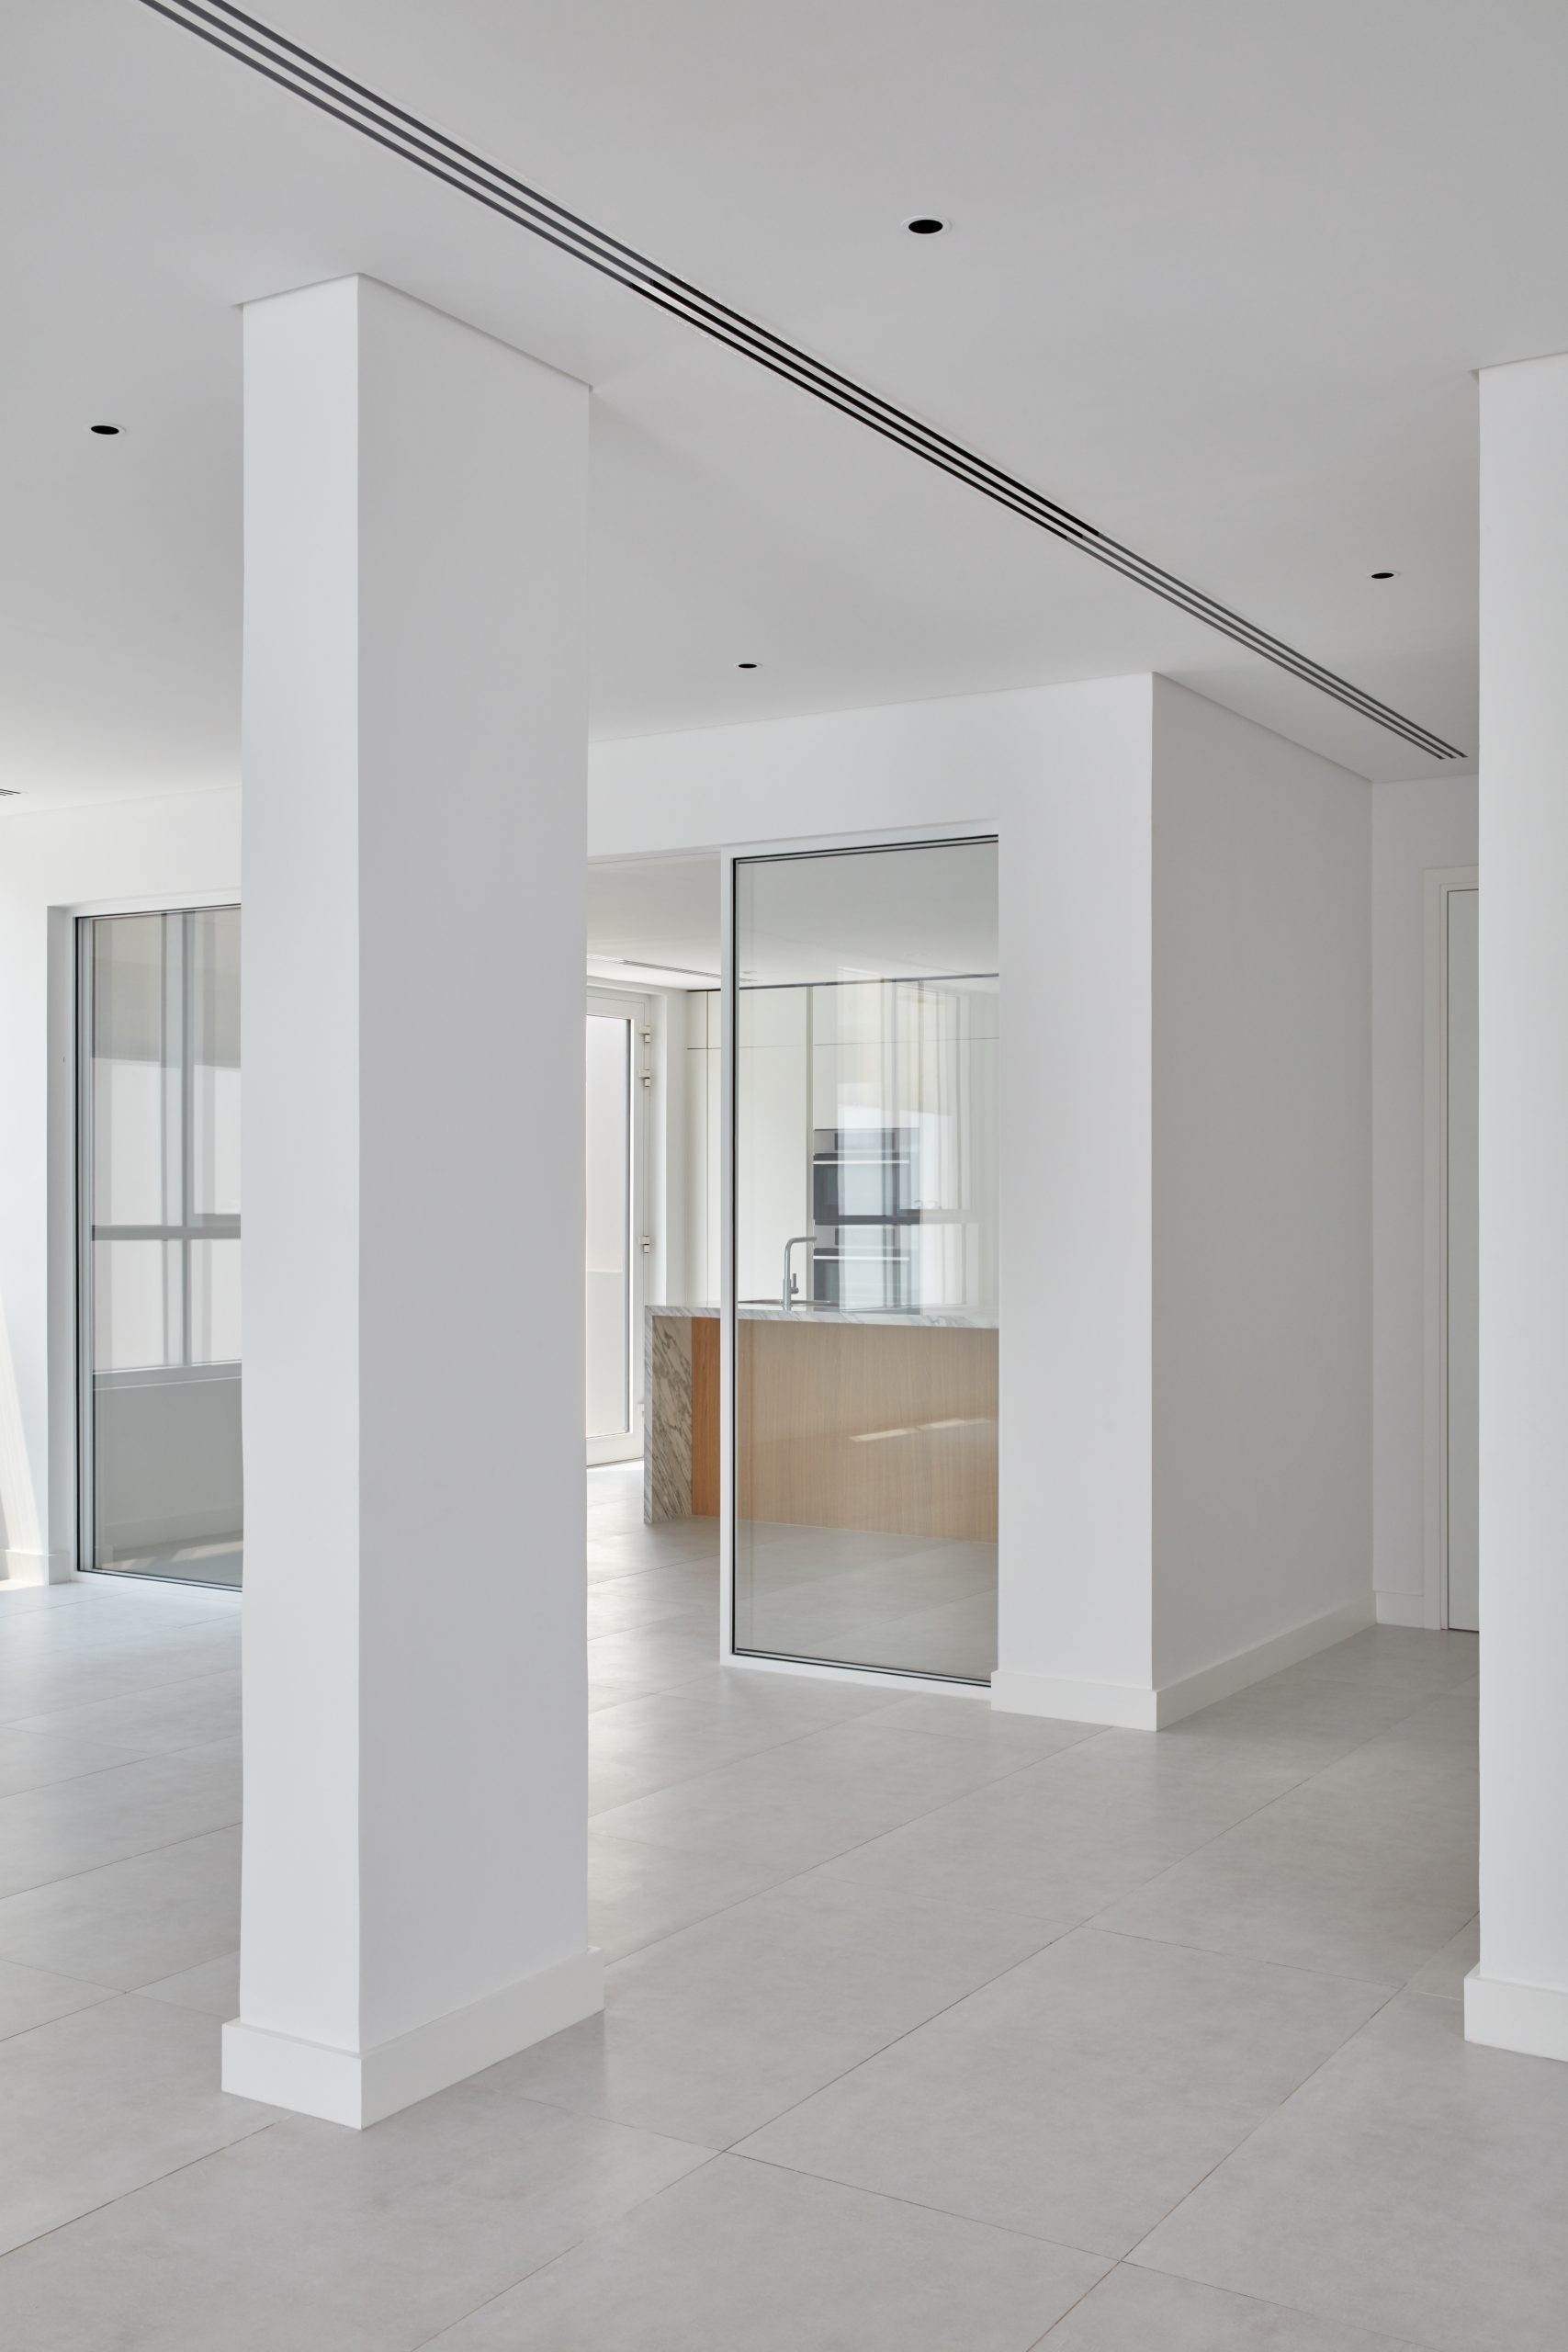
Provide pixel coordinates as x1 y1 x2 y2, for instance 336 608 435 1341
1464 1968 1568 2064
1151 1596 1376 1726
991 1595 1377 1734
1374 1590 1430 1628
221 1948 604 2128
1 1549 61 1588
989 1669 1159 1730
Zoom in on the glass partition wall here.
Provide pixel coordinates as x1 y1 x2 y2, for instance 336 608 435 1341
732 839 998 1683
77 908 243 1586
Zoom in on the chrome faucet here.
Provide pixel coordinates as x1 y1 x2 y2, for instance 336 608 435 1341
782 1236 815 1311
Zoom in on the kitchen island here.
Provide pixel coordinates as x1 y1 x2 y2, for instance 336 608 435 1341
645 1303 998 1541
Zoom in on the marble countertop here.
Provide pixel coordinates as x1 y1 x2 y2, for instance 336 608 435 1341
648 1302 998 1331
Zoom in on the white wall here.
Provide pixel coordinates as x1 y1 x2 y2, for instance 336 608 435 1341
0 673 1390 1728
0 788 241 1581
593 673 1382 1722
592 674 1161 1713
1151 680 1372 1687
1467 349 1568 2061
1370 774 1479 1615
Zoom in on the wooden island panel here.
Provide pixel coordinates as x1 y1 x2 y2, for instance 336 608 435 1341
739 1319 997 1541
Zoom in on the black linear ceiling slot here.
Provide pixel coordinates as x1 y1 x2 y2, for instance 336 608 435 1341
137 0 1463 762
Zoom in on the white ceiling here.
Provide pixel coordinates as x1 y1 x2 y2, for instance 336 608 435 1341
587 854 721 983
7 0 1565 807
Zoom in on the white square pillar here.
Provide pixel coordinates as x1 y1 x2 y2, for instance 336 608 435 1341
222 276 599 2126
991 682 1373 1734
991 686 1158 1728
1465 350 1568 2064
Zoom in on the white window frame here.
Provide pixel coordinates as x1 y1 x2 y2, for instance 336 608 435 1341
75 899 242 1580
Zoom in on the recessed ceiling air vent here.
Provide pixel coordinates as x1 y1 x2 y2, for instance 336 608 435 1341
138 0 1463 763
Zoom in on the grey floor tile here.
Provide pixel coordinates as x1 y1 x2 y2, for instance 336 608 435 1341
421 2154 1108 2351
592 1713 1041 1878
0 1627 239 1716
1041 2264 1416 2349
873 1691 1094 1763
0 1724 154 1799
137 1949 241 2016
1155 1676 1430 1779
588 1529 721 1580
0 1956 111 2041
739 1927 1389 2259
588 1623 722 1709
814 1727 1299 1926
0 1995 274 2256
506 1871 1066 2147
1095 1765 1476 1984
589 1690 821 1814
1135 1993 1568 2352
650 1659 904 1728
0 1523 1513 2346
1278 1631 1479 1704
0 1741 243 1898
1407 1916 1478 2000
0 2070 705 2351
0 1586 88 1617
0 1826 240 1987
9 1670 242 1756
587 1573 712 1636
589 1826 801 1962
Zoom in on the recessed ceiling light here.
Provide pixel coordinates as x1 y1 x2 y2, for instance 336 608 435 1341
90 423 120 435
737 661 758 670
906 216 946 235
1370 569 1398 580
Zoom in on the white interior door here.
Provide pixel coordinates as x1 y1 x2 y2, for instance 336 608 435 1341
1445 888 1479 1633
586 992 648 1465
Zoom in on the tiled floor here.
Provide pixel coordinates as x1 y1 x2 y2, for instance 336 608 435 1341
0 1464 1549 2348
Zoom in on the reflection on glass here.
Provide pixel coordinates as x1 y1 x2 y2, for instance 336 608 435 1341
585 1012 632 1440
81 908 243 1588
190 907 242 1220
733 840 998 1683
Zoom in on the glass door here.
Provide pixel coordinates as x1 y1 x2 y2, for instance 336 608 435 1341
78 907 243 1586
732 839 999 1683
586 992 649 1465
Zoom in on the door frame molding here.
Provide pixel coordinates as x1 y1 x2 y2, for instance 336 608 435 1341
1423 865 1479 1631
585 987 652 1467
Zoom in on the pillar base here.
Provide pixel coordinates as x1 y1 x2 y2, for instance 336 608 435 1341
222 1948 604 2128
990 1669 1158 1730
1464 1968 1568 2064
